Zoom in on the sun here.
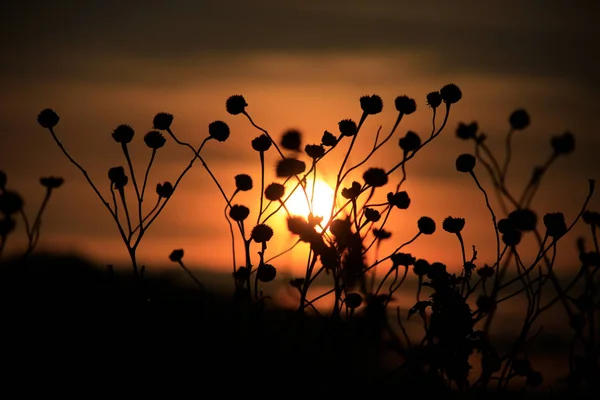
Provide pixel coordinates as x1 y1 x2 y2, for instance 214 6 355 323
285 179 335 227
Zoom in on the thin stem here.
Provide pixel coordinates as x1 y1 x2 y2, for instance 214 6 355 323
140 149 157 201
500 129 514 185
470 171 500 269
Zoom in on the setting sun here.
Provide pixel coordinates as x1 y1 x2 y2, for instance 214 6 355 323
285 179 336 226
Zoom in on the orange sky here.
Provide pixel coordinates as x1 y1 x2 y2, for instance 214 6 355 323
1 2 599 283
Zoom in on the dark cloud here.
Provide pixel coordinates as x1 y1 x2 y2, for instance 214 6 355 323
2 0 598 91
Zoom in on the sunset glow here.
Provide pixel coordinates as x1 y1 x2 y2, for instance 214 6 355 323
285 179 336 228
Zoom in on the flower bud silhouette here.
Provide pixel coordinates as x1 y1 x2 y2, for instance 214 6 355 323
426 91 442 109
40 176 64 189
0 191 24 215
229 204 250 222
455 154 476 173
360 94 383 115
169 249 184 262
111 124 135 144
226 95 248 115
394 96 417 114
144 131 166 149
440 83 462 104
543 212 567 238
582 210 600 227
264 183 285 201
235 174 253 192
281 129 302 151
502 229 522 246
153 112 173 130
108 166 128 189
550 131 575 155
341 181 361 200
156 182 174 198
338 119 358 137
252 134 272 152
508 208 537 231
305 144 325 160
364 208 381 222
0 216 16 236
276 158 306 177
321 130 337 147
418 216 436 235
413 259 430 276
427 262 447 280
0 170 6 190
509 109 530 130
208 120 230 142
37 109 60 129
257 264 277 282
443 216 465 233
476 295 496 314
399 131 421 152
477 265 494 278
373 228 391 239
456 122 478 140
391 252 415 267
387 191 410 209
251 224 273 243
345 293 363 309
363 168 388 187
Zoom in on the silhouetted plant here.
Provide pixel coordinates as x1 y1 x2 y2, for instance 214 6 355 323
34 84 599 394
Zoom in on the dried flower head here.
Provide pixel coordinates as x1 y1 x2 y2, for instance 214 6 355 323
156 181 174 198
582 210 600 227
338 119 358 137
387 191 410 209
456 122 478 140
427 262 448 280
341 181 362 200
264 183 285 201
360 94 383 115
443 216 465 233
37 109 60 129
321 130 338 147
455 153 476 173
276 158 306 177
502 229 522 246
305 144 325 160
281 129 302 151
0 191 24 215
509 109 530 131
229 204 250 222
399 131 421 152
252 134 272 152
477 265 495 278
550 131 575 155
373 228 391 240
418 216 436 235
153 112 173 130
413 259 430 276
364 208 381 222
40 176 64 189
426 91 442 109
108 166 128 189
543 212 567 238
508 208 537 231
363 168 388 187
169 249 184 262
144 131 166 149
226 95 248 115
345 293 363 309
235 174 253 192
111 124 135 144
208 120 230 142
251 224 274 243
391 252 415 267
395 96 417 114
440 83 462 104
257 264 277 282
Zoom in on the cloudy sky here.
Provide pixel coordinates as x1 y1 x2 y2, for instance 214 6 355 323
1 0 598 280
